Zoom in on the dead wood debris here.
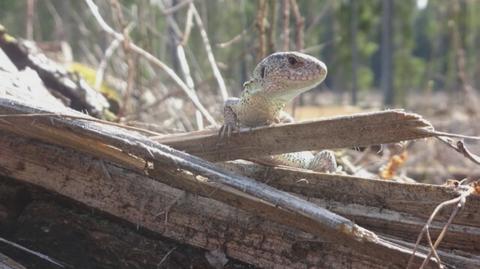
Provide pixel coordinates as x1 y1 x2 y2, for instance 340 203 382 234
0 87 450 267
1 25 480 269
2 93 480 268
1 68 480 267
0 25 109 117
407 185 475 269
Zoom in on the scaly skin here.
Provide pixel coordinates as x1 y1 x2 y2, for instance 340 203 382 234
220 51 337 172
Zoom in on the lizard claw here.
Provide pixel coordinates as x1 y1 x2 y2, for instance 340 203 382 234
218 121 238 141
217 104 239 144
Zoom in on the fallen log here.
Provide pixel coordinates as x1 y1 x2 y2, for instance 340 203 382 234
0 53 478 267
2 131 476 268
221 161 480 255
0 96 445 268
0 179 215 269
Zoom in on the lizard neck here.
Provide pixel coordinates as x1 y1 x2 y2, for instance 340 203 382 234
233 83 286 127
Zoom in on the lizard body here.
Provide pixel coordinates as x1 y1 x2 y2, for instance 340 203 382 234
221 51 337 172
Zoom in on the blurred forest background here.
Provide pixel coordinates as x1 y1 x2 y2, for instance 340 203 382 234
0 0 480 105
0 0 479 122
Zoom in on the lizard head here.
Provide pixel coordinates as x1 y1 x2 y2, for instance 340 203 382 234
249 51 327 102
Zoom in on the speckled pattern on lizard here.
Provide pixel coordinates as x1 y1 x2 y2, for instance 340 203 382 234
219 51 337 172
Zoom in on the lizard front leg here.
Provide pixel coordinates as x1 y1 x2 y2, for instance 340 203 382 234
218 97 240 140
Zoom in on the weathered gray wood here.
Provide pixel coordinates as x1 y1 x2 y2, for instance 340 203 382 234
221 161 480 255
0 252 26 269
0 98 436 268
1 132 473 268
0 27 109 116
155 109 434 161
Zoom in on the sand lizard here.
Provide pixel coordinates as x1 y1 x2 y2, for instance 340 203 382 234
219 51 337 172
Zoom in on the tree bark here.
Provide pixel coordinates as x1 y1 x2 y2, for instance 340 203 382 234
0 132 450 269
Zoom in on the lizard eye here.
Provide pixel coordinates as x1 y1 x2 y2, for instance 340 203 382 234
287 56 298 65
260 66 266 78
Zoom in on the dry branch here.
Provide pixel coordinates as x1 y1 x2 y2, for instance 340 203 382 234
155 110 435 162
162 0 193 15
1 47 479 267
83 0 218 126
282 0 290 51
0 90 443 267
0 101 376 240
1 102 478 267
290 0 304 51
0 132 452 268
0 26 109 117
190 3 229 101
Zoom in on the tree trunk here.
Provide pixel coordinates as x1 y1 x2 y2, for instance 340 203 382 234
350 0 359 105
381 0 394 106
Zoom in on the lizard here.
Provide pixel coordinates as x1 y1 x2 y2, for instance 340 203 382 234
219 51 337 172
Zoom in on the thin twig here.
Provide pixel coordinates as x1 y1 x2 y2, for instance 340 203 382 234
181 4 194 44
289 0 305 118
162 0 193 15
84 0 217 126
110 0 135 118
290 0 304 51
45 0 65 40
305 2 331 34
95 37 121 89
100 159 113 181
176 44 203 129
431 131 480 140
159 1 202 129
190 3 229 101
423 227 442 267
157 246 177 268
0 237 66 268
420 187 472 268
436 136 480 165
216 28 248 48
166 2 203 129
282 0 290 51
406 187 473 269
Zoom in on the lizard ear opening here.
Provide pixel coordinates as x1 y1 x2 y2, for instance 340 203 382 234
260 66 266 78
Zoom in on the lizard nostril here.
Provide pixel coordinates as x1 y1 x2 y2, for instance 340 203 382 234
260 66 266 78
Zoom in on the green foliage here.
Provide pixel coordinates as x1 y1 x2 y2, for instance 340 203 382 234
358 65 374 91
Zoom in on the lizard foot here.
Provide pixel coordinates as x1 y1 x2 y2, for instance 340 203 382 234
308 150 337 173
218 122 239 141
217 104 239 144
